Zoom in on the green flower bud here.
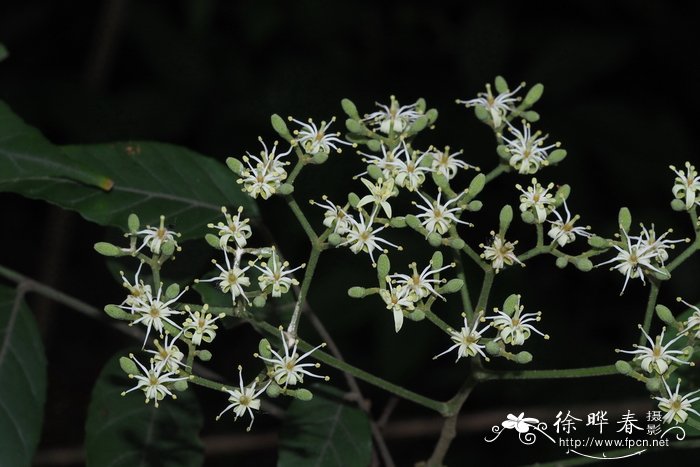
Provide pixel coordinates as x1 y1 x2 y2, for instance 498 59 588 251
94 242 122 257
615 360 633 375
278 183 294 195
573 258 593 272
548 149 567 165
618 207 632 232
346 118 363 134
524 83 544 106
425 108 438 124
205 233 220 249
449 237 465 249
474 105 489 121
409 116 428 133
311 151 329 164
587 235 610 249
496 145 510 160
366 139 381 152
226 157 244 175
196 349 212 362
390 216 407 228
431 251 444 268
161 240 176 256
555 256 568 269
377 254 391 278
105 304 131 320
172 379 188 392
523 111 540 122
367 164 383 180
502 294 520 315
432 172 450 191
415 98 427 113
328 233 343 246
671 199 687 212
494 76 509 94
253 295 267 308
258 339 272 358
164 283 180 300
348 286 366 298
499 204 513 234
520 211 536 224
485 340 501 356
468 173 486 198
653 269 671 281
128 213 140 233
554 184 570 204
428 233 443 248
467 200 482 212
348 192 360 208
646 377 661 393
266 382 281 398
119 356 139 375
341 98 359 119
655 304 677 325
405 215 422 230
271 114 292 140
407 309 425 321
294 388 314 401
442 279 464 294
515 351 533 364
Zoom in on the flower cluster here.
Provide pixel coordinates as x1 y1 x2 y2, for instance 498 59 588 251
238 138 292 199
480 232 523 272
456 81 524 128
363 96 424 135
501 121 560 175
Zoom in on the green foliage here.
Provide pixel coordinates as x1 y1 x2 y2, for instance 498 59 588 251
85 352 204 467
278 386 371 467
0 286 47 467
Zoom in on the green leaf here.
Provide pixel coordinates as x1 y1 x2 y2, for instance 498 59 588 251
85 351 204 467
278 385 371 467
0 286 47 467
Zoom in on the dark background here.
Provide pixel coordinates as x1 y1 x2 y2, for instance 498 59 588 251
1 1 699 465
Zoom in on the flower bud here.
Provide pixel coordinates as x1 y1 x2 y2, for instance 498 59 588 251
104 304 131 320
523 111 540 122
474 105 489 121
432 172 450 191
573 258 593 272
449 237 465 249
226 157 244 175
618 207 632 232
587 235 609 249
548 149 567 165
499 204 513 234
431 251 444 269
94 242 122 257
367 164 383 180
646 377 661 393
441 279 464 294
346 118 363 134
341 98 360 119
258 339 272 359
555 256 568 269
128 213 140 233
415 98 427 113
671 199 687 212
328 233 343 246
172 380 188 392
278 183 294 195
161 240 176 256
502 294 520 315
196 349 212 361
205 233 220 249
520 211 536 224
253 295 267 308
409 116 428 133
428 233 443 248
390 216 406 228
348 286 367 298
652 269 671 281
496 145 510 160
515 351 533 364
554 184 570 204
405 214 422 230
311 151 329 164
271 114 292 140
377 254 390 278
615 360 633 375
119 356 139 375
348 192 360 208
485 340 501 356
524 83 544 106
655 304 677 325
425 109 438 124
494 76 509 94
266 382 281 398
468 173 486 198
468 200 482 212
407 309 425 321
293 388 314 401
164 283 180 300
366 139 381 152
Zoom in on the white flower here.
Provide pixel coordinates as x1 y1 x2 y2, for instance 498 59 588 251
340 212 401 265
679 298 700 339
196 248 252 304
121 354 187 408
363 96 422 134
654 378 700 425
390 261 455 300
634 224 685 267
125 282 187 347
182 304 224 346
216 366 271 431
145 332 186 373
433 312 490 362
379 279 416 333
457 82 524 128
501 121 559 175
356 177 395 219
134 215 181 255
119 262 151 313
486 295 548 345
413 189 472 236
501 413 540 433
358 142 406 179
310 196 354 235
480 232 523 272
393 143 430 192
516 178 555 223
428 146 477 180
289 116 352 155
597 229 667 295
254 250 304 297
547 199 592 247
257 328 328 388
670 162 700 210
238 138 292 199
616 324 691 375
208 206 252 249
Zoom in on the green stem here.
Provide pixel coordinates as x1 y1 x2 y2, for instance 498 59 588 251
475 270 495 312
640 282 660 345
451 251 474 318
474 364 618 381
535 222 544 248
668 206 700 272
462 243 489 271
287 160 305 185
483 164 508 184
286 195 319 243
423 308 452 334
287 247 321 337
